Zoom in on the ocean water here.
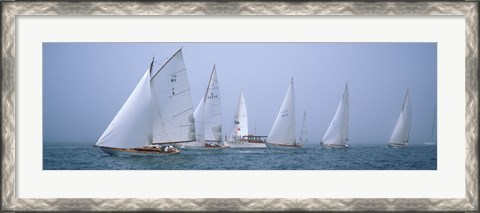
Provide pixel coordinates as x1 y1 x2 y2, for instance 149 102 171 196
43 143 436 170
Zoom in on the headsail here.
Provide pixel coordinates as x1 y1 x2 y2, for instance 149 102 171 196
230 91 248 140
389 89 411 145
150 49 196 144
322 84 349 146
267 79 296 145
96 68 154 149
193 98 206 144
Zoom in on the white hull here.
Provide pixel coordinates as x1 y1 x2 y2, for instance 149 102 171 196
265 143 302 149
98 146 180 156
224 141 267 148
388 143 408 148
322 143 349 148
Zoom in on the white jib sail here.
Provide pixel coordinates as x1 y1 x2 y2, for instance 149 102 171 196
322 84 349 146
150 49 196 143
96 68 154 149
231 91 248 140
389 90 411 145
203 66 222 142
298 111 308 144
193 98 206 145
267 79 296 145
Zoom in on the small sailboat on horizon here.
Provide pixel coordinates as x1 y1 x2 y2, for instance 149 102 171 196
321 84 349 148
297 111 308 145
181 65 229 149
95 48 196 156
424 104 436 145
388 89 411 148
224 91 267 148
265 79 302 149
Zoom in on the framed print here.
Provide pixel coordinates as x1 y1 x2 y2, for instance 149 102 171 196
2 1 478 211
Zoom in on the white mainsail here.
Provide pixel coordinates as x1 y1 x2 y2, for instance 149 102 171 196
266 79 296 145
322 84 349 146
389 90 411 146
96 68 154 149
230 91 248 140
150 49 196 144
203 66 222 142
298 111 308 145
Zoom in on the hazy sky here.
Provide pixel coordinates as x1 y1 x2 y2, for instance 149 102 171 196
43 43 436 145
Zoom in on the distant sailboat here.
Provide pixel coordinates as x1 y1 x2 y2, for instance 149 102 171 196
298 111 308 145
224 91 267 148
388 89 411 148
182 65 229 149
266 79 301 149
321 84 349 148
424 105 436 145
95 49 196 156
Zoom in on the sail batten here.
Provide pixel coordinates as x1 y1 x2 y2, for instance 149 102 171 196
267 79 296 145
322 84 349 146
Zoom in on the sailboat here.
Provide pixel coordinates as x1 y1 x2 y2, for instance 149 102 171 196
95 48 196 156
388 89 411 148
424 105 436 145
265 79 301 149
321 84 349 148
297 111 308 145
223 91 267 148
181 65 229 149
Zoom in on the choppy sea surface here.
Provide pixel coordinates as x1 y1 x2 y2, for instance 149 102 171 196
43 143 436 170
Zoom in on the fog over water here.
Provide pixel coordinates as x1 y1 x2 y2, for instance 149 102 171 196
43 43 436 145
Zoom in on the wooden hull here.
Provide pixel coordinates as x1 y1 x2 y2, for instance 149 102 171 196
98 146 180 156
180 145 230 150
265 143 302 149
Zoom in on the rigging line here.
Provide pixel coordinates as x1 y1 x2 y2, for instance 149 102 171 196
203 65 216 101
150 48 183 79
